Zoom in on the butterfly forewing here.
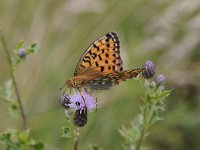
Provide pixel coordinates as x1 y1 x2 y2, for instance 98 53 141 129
74 32 123 76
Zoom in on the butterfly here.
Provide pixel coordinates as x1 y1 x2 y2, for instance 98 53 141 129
66 32 144 90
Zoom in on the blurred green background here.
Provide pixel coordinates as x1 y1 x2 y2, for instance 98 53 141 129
0 0 200 149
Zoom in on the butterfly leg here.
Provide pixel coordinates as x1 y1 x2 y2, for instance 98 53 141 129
95 97 98 112
78 89 87 109
60 80 67 91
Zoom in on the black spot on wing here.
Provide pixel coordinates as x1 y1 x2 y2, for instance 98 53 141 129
98 55 102 60
93 43 99 50
83 60 91 65
100 66 104 72
112 66 115 71
95 62 99 67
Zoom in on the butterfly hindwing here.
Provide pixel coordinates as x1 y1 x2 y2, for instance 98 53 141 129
74 32 123 76
86 68 144 90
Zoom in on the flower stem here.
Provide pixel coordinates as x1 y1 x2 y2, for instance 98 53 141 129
0 31 28 130
73 128 80 150
135 102 148 150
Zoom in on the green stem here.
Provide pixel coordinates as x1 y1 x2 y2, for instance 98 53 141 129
0 31 28 130
127 144 133 150
74 128 80 150
135 102 148 150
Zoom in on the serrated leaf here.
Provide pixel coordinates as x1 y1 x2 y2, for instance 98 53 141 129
61 126 71 138
18 129 30 143
16 40 25 49
89 144 103 150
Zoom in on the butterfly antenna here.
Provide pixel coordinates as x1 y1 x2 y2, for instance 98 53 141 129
59 81 66 91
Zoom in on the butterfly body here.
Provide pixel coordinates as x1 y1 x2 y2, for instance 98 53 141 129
66 32 144 90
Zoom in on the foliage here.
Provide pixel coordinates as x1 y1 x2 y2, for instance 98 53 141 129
119 77 171 150
0 129 43 150
0 34 43 150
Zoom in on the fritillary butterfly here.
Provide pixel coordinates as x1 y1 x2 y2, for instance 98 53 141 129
66 32 144 90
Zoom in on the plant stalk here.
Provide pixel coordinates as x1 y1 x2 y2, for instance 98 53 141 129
135 102 148 150
0 31 28 130
73 128 80 150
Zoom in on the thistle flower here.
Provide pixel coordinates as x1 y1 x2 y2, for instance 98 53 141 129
17 48 26 58
60 92 96 112
142 61 155 79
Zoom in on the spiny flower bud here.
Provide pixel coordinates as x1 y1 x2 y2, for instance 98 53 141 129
142 61 155 79
155 74 166 86
17 48 26 58
73 109 87 127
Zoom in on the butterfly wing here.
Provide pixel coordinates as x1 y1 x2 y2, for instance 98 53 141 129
87 68 144 90
74 32 123 76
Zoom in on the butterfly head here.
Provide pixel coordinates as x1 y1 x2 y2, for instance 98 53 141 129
66 79 74 88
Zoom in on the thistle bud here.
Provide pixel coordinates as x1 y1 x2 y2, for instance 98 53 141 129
142 61 155 79
73 109 87 127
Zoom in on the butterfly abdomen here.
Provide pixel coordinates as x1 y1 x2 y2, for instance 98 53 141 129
87 78 113 90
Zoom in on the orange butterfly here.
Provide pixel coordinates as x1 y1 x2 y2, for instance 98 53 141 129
66 32 144 90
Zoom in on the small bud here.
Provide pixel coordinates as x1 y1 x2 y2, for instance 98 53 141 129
155 74 166 86
17 48 26 58
142 61 155 79
158 85 165 91
73 109 87 127
150 81 156 88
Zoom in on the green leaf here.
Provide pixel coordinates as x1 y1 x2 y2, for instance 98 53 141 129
16 40 25 49
89 144 103 150
9 103 20 116
29 139 44 150
17 129 30 144
61 126 71 138
26 42 37 54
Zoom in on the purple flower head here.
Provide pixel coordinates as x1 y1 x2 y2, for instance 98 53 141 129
155 74 166 86
142 61 155 79
59 94 71 108
67 92 96 112
17 48 26 58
